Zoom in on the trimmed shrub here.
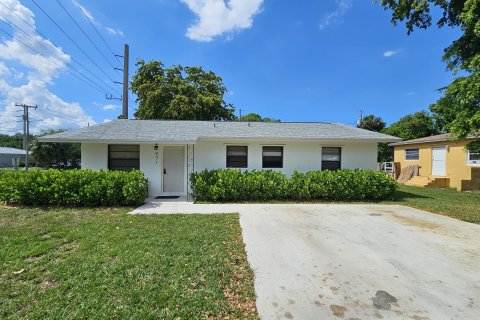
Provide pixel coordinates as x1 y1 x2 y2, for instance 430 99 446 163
191 169 397 202
0 169 148 206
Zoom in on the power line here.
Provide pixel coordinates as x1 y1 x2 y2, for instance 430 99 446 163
0 15 113 95
0 1 119 95
0 26 110 95
29 0 122 96
72 0 122 64
55 0 121 80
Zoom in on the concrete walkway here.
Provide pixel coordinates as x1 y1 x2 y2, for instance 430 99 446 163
130 202 480 320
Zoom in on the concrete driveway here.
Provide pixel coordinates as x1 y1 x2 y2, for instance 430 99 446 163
131 202 480 319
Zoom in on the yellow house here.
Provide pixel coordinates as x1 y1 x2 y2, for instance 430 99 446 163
390 133 480 191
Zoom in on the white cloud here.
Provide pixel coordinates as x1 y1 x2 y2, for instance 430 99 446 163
72 0 124 37
181 0 264 41
72 0 95 23
0 0 95 134
102 104 120 111
106 27 124 37
103 118 112 123
319 0 352 30
383 50 399 57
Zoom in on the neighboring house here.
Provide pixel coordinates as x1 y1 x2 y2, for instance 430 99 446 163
38 120 400 196
390 133 480 191
0 147 28 168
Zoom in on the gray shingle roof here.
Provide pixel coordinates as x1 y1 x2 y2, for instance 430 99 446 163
38 120 401 143
0 147 29 155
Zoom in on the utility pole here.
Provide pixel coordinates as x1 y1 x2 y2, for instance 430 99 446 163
357 109 363 126
122 44 129 119
16 103 37 171
111 43 129 119
238 108 243 121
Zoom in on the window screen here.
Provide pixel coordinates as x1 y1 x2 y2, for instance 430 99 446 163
405 149 419 160
322 147 341 171
262 146 283 168
108 144 140 171
468 151 480 165
226 146 248 168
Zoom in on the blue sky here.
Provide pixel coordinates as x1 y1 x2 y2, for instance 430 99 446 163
0 0 460 134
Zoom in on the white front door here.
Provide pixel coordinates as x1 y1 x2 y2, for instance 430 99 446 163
432 147 447 176
163 146 185 193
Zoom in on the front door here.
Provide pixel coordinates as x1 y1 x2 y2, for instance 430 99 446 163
432 147 447 176
163 146 185 193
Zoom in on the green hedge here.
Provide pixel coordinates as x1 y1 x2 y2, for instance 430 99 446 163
0 169 148 206
190 169 397 202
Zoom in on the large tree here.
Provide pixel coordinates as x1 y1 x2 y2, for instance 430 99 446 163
240 112 280 122
379 0 480 138
131 60 235 121
357 114 386 132
383 110 440 140
31 130 80 168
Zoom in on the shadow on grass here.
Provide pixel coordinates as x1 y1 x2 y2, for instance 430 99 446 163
393 190 432 201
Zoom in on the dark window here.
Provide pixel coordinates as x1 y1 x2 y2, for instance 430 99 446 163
322 147 341 171
468 151 480 165
262 146 283 168
108 144 140 171
226 146 248 168
405 148 419 160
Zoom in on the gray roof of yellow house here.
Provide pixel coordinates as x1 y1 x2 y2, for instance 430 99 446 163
389 133 479 146
38 119 401 144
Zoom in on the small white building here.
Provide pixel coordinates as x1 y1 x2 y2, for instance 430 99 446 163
0 147 28 168
39 120 400 197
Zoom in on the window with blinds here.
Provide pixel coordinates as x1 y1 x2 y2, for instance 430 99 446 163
108 145 140 171
405 148 419 160
322 147 341 170
262 146 283 168
226 146 248 168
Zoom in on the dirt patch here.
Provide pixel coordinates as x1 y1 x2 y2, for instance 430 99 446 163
330 304 347 318
388 213 441 230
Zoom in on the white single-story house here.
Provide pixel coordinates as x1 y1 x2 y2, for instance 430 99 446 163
0 147 29 168
38 120 400 197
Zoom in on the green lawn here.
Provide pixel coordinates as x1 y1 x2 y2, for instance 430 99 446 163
0 207 258 319
390 184 480 224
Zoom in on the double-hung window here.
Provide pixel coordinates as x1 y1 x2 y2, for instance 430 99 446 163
322 147 341 170
226 146 248 168
262 146 283 168
405 148 419 160
108 145 140 171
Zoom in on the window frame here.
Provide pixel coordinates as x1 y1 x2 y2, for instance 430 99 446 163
467 149 480 166
226 145 248 168
404 148 420 161
262 146 283 169
108 144 140 171
321 146 342 171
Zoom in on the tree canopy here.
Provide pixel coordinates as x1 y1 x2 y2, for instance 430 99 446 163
383 110 440 140
131 60 235 121
357 114 386 132
379 0 480 138
0 133 32 150
31 130 80 168
240 112 280 122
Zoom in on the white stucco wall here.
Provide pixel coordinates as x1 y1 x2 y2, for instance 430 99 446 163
81 143 107 170
81 140 378 197
194 140 378 176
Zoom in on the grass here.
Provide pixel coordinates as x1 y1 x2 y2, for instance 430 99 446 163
0 207 258 319
388 184 480 224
